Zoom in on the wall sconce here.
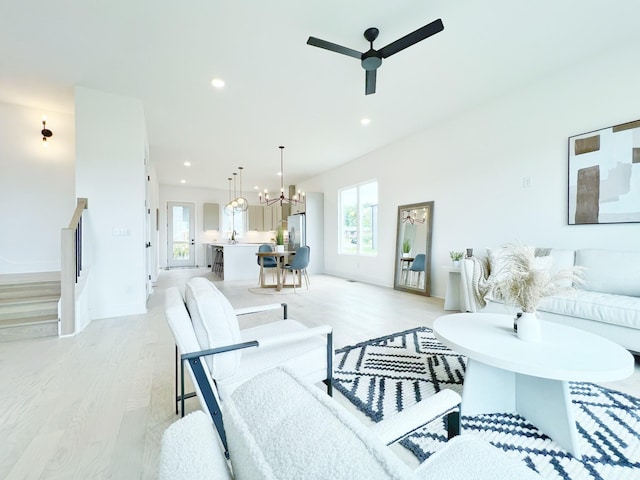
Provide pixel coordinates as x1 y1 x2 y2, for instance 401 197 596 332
41 115 53 146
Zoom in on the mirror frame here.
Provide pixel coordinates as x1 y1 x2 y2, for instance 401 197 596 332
393 201 434 296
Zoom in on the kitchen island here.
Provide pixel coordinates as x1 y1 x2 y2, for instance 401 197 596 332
206 243 262 281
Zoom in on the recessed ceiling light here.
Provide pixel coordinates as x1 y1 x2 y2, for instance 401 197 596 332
277 172 282 177
254 186 259 190
180 179 186 184
361 117 371 126
211 78 225 89
183 161 191 167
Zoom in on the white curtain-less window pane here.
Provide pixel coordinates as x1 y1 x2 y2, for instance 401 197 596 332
339 181 378 256
168 202 195 267
340 188 358 254
222 211 246 240
172 206 190 260
359 182 378 255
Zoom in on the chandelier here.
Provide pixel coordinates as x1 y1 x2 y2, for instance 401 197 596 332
402 208 426 224
258 146 305 206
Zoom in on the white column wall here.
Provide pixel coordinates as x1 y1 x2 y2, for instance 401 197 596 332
300 43 640 298
75 87 148 319
0 102 75 274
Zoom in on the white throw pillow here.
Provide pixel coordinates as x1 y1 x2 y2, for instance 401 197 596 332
576 249 640 297
185 277 242 380
549 249 576 287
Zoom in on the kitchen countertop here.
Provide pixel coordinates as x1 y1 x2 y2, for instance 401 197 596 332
206 242 268 248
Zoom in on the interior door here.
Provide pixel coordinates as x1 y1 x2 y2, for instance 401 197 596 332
168 202 196 267
145 160 153 297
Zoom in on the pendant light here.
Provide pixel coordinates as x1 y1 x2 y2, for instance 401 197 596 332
224 177 235 216
234 166 249 212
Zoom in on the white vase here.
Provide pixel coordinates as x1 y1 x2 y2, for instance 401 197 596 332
517 312 541 342
275 245 285 253
452 260 460 267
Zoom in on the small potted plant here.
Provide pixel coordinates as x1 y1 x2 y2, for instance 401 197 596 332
402 239 411 257
275 227 285 253
449 251 464 267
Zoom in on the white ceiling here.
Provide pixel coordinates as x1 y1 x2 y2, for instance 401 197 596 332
1 1 638 193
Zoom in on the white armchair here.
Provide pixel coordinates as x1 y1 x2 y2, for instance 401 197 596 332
160 368 544 480
164 277 333 456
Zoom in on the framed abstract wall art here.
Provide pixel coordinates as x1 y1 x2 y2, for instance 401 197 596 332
568 119 640 224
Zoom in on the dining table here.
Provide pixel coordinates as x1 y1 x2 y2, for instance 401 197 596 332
255 250 296 291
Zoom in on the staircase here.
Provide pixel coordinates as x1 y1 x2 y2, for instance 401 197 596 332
0 276 60 342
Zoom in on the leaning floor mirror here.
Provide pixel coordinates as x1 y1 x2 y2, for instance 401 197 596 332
393 201 434 296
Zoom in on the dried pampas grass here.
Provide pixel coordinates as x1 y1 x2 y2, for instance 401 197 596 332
488 243 583 313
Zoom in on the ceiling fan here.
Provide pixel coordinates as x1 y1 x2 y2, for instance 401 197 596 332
307 18 444 95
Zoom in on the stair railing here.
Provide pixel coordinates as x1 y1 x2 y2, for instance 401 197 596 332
60 197 88 335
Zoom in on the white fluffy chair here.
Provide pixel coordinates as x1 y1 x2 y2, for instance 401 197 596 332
160 368 544 480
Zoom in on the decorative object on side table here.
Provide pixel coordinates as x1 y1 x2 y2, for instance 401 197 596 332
449 251 464 267
275 226 285 253
402 239 411 257
487 243 583 342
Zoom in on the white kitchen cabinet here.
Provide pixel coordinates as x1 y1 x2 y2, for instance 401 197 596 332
247 206 264 231
203 203 220 230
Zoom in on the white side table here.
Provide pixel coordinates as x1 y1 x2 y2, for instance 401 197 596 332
442 266 464 311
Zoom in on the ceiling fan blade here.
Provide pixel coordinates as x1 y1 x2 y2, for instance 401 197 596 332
307 36 362 59
378 18 444 59
365 69 376 95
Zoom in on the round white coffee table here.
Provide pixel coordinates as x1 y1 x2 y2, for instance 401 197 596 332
433 313 634 458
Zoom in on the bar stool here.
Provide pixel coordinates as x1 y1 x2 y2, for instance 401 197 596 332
213 248 224 278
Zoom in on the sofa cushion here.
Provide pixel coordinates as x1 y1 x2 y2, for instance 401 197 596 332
416 435 542 480
224 368 416 480
576 249 640 297
185 277 242 380
159 411 232 480
216 320 328 396
540 291 640 329
165 287 203 356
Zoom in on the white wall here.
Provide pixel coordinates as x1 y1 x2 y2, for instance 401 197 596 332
300 42 640 298
75 87 148 319
0 102 75 274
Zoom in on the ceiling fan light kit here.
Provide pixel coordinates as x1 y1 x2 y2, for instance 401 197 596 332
307 18 444 95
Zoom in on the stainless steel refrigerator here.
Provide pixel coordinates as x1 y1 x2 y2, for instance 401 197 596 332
287 213 306 251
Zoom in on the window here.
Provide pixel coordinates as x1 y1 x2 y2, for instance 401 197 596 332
222 209 246 240
339 180 378 255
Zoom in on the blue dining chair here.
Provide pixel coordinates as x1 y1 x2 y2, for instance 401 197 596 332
282 246 310 292
409 253 426 287
257 244 278 285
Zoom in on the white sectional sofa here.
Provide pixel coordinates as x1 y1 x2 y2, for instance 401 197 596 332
461 248 640 354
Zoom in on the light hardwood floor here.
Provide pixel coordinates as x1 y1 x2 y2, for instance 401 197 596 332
1 268 639 479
